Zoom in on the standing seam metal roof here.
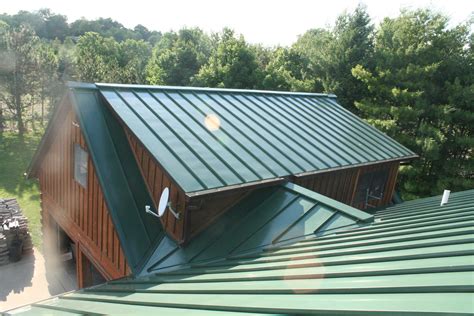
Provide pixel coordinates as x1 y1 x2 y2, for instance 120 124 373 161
6 188 474 315
141 182 373 274
94 83 417 194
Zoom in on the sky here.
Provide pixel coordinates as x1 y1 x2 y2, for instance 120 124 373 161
2 0 473 46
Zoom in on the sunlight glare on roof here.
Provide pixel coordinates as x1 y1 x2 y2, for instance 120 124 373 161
204 113 221 132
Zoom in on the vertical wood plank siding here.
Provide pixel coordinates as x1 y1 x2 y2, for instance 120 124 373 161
188 191 248 238
38 103 129 281
295 168 359 205
294 161 400 210
125 130 187 243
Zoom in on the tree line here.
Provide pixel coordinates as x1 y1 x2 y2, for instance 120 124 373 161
0 7 472 199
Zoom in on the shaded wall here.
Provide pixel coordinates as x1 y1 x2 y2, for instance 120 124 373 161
38 101 129 285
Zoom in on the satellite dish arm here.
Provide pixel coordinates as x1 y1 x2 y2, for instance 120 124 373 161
145 204 180 220
145 205 160 218
167 202 180 219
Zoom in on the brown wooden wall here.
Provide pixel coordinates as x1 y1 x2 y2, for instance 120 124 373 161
295 168 359 205
294 161 400 209
37 102 129 283
188 190 248 238
126 130 187 243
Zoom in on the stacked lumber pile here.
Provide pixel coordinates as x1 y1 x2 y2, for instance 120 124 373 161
0 198 33 265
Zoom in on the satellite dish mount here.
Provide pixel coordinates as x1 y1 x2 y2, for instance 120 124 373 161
145 187 180 219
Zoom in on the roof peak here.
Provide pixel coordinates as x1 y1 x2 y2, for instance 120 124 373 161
67 81 337 98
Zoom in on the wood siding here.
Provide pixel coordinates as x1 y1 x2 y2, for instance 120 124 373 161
126 130 187 243
37 102 129 282
294 161 400 210
294 168 359 205
188 190 248 239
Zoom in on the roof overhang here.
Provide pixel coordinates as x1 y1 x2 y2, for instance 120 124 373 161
293 155 419 179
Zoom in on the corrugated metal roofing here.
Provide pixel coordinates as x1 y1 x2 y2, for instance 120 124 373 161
70 88 165 274
94 82 417 194
6 188 474 315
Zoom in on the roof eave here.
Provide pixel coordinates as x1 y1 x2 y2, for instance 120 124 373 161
293 154 419 179
184 154 419 200
185 177 288 200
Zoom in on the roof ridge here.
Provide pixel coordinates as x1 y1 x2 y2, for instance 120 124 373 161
94 82 338 98
284 182 374 222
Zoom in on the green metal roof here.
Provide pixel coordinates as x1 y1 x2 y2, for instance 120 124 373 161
92 82 416 194
70 87 165 274
141 182 373 274
6 188 474 315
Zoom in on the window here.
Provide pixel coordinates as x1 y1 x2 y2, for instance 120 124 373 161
353 169 389 208
74 144 88 188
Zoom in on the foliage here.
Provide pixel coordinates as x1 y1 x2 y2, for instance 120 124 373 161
0 24 41 135
118 39 152 84
146 28 210 85
76 32 152 83
0 9 161 42
75 32 121 82
193 29 261 88
294 5 374 110
352 9 473 198
262 47 314 91
0 9 68 41
36 40 61 125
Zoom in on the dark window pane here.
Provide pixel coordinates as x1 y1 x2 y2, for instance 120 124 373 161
354 168 389 207
74 144 88 188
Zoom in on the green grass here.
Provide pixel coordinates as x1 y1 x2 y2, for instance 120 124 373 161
0 132 43 250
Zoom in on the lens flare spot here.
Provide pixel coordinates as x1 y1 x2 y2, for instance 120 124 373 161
204 113 221 131
282 254 325 294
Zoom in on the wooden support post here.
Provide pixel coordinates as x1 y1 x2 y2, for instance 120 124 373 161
76 243 93 289
350 169 361 206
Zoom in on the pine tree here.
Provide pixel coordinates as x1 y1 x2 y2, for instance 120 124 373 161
352 9 473 198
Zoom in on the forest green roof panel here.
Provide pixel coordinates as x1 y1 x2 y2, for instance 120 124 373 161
69 88 165 274
141 182 373 274
6 189 474 315
94 82 417 194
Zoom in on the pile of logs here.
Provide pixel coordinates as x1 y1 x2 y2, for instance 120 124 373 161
0 198 33 265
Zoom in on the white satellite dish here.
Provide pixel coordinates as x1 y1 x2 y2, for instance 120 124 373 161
145 187 180 219
158 187 169 217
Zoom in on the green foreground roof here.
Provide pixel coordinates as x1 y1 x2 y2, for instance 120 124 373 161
6 188 474 315
94 82 416 194
142 182 373 274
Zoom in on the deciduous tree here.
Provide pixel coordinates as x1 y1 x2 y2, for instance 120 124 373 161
146 28 210 86
0 24 40 136
193 29 261 89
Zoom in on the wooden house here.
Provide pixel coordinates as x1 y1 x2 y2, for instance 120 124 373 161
27 82 417 288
